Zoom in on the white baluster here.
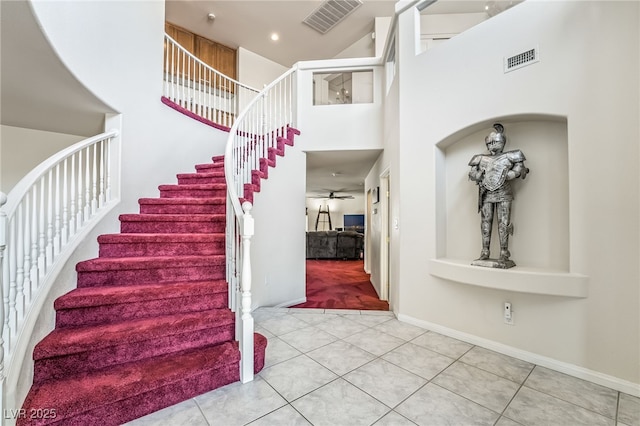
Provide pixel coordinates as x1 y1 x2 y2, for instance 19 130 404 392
0 191 7 404
62 157 68 245
7 220 17 348
164 36 169 96
92 143 98 215
54 164 61 256
69 154 76 236
23 195 32 303
99 140 105 208
38 177 46 279
239 201 254 383
105 138 113 202
209 71 213 117
181 50 186 107
198 61 203 117
30 188 38 289
84 147 91 219
76 151 83 229
15 203 24 321
215 73 219 124
173 43 177 102
46 169 54 268
2 209 10 353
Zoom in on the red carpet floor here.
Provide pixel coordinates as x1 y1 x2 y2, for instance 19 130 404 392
292 260 389 310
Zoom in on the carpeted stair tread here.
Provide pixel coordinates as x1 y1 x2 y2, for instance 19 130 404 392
119 213 225 222
137 198 226 215
55 280 227 310
97 233 225 257
159 184 226 199
54 280 228 328
34 309 235 360
76 255 225 272
177 171 225 180
177 178 225 186
158 183 226 191
195 162 224 173
97 233 223 244
21 342 241 426
177 175 225 185
138 197 225 206
119 214 225 234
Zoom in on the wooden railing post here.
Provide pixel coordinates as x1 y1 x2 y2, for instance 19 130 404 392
239 201 254 383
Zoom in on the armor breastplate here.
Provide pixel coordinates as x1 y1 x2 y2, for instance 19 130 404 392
469 150 526 191
479 153 513 191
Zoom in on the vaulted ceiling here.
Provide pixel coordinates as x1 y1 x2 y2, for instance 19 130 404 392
166 1 509 196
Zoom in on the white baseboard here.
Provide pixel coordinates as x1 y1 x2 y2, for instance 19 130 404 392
273 297 307 308
397 313 640 398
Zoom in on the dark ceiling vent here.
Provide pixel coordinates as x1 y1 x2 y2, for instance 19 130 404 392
303 0 363 34
504 47 539 73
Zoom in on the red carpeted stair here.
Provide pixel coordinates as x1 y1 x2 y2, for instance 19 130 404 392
17 138 302 425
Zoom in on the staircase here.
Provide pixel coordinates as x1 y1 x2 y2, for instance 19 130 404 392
17 155 269 425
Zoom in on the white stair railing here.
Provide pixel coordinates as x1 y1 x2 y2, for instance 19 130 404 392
224 66 297 383
163 34 260 129
0 129 120 415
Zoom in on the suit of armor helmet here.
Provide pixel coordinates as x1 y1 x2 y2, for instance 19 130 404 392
468 124 529 264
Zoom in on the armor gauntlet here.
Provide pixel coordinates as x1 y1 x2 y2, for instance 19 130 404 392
469 167 484 182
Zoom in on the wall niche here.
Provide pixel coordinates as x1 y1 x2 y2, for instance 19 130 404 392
430 116 587 298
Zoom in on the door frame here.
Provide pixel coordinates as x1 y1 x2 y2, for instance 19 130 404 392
380 169 390 302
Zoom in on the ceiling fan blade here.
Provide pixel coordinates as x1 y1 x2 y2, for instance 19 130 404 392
306 191 356 199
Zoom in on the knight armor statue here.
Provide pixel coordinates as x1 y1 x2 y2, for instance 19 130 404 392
468 123 529 268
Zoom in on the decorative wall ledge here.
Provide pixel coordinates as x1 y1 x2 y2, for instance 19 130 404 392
429 258 588 298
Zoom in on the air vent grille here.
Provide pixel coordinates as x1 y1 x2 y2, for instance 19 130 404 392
303 0 363 34
504 47 539 73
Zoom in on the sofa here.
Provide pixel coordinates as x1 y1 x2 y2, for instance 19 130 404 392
306 231 364 259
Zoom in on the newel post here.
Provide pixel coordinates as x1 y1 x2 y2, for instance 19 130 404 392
239 201 254 383
0 192 7 413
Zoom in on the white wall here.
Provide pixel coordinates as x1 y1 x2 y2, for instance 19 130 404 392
30 0 229 215
297 59 384 152
251 143 307 308
418 13 488 53
365 56 400 309
420 12 488 38
391 0 639 389
333 32 375 60
374 17 393 58
0 125 84 193
238 47 288 89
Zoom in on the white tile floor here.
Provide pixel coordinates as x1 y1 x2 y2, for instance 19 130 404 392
126 308 640 426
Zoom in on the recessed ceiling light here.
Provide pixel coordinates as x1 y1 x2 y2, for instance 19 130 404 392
270 33 279 41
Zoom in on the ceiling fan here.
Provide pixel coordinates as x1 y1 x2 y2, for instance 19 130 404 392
307 191 354 200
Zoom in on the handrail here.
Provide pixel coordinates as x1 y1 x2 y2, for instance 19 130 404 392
224 65 298 216
163 34 260 129
0 129 120 415
224 65 298 383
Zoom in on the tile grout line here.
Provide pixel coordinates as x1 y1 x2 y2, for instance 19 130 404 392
521 366 621 421
494 365 536 425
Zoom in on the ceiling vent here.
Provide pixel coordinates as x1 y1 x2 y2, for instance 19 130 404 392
504 47 539 73
303 0 363 34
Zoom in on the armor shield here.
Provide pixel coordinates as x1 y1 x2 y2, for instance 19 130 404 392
480 154 513 191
